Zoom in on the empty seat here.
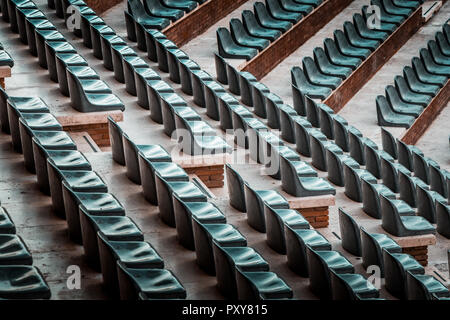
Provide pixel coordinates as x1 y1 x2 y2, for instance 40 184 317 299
134 67 161 109
406 272 450 300
361 178 396 219
343 165 377 202
117 262 186 300
412 151 439 184
235 269 293 300
403 65 440 96
285 227 331 277
380 195 435 237
291 68 332 100
326 148 360 187
398 169 428 208
338 208 361 256
107 116 126 165
0 266 51 299
0 234 32 265
324 38 362 70
213 243 269 298
376 95 415 128
348 132 377 165
303 57 342 90
139 158 188 206
381 156 411 193
397 140 422 171
244 183 289 233
416 185 446 223
429 165 449 198
0 207 15 234
192 218 247 275
143 0 184 22
330 271 379 300
334 30 371 60
216 28 257 60
383 250 424 299
98 235 164 297
230 18 270 51
65 192 125 244
310 134 343 171
365 144 394 179
361 228 401 276
155 175 207 227
254 2 292 32
173 197 226 250
381 127 398 159
80 213 144 271
265 207 309 254
307 248 354 299
242 10 281 42
225 164 247 212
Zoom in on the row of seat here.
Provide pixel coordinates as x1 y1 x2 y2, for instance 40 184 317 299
1 0 125 113
0 78 190 299
339 208 449 300
216 0 323 60
0 203 51 299
52 0 232 156
124 0 203 33
107 118 294 299
377 24 450 127
291 0 420 100
0 40 13 67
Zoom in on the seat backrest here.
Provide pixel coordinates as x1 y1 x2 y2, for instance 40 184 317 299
381 127 397 159
107 116 125 165
338 208 361 256
216 28 235 51
225 164 246 212
66 67 87 109
305 95 319 127
380 195 403 235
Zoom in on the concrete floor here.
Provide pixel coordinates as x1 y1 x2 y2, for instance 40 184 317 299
0 0 449 300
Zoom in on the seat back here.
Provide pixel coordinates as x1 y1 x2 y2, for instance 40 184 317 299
108 116 125 165
430 165 448 198
225 164 246 212
338 208 361 256
381 127 397 159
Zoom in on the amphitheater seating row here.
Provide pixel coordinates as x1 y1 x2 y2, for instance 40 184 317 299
107 117 294 300
291 0 420 100
0 204 51 299
216 0 324 60
0 82 191 299
1 0 125 113
377 25 450 127
48 0 232 156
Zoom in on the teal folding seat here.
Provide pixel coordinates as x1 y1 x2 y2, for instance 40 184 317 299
280 155 335 197
367 1 405 24
173 198 226 250
225 164 247 213
16 7 45 44
412 151 439 184
7 0 35 33
427 40 450 66
394 77 431 108
147 80 175 124
80 14 104 48
381 127 398 159
167 48 190 84
334 30 371 60
398 169 428 207
155 175 207 227
343 21 380 51
406 272 450 300
161 0 197 13
143 29 166 62
310 134 343 171
364 144 394 179
213 243 269 298
192 219 247 275
343 165 377 202
0 207 15 234
123 136 172 185
216 28 257 60
44 40 77 83
57 170 107 220
361 228 401 276
380 195 435 237
279 106 300 143
117 262 186 300
143 0 184 22
307 248 354 299
412 57 447 88
349 132 377 165
292 116 315 156
235 269 293 300
353 13 388 41
254 1 292 32
279 0 313 14
383 250 424 299
330 271 379 300
361 178 396 219
0 266 51 299
179 59 201 95
230 18 270 52
27 19 57 66
265 207 309 254
260 92 282 121
429 165 449 198
313 47 352 80
291 69 332 101
376 95 415 128
326 148 360 187
403 65 440 97
80 213 143 271
214 52 228 85
381 156 411 193
323 38 362 70
18 114 64 172
65 192 125 244
338 208 362 256
0 234 32 265
302 57 342 89
134 67 161 109
139 158 187 205
416 185 446 223
420 48 450 77
333 120 362 153
243 183 289 233
265 0 302 24
241 10 281 42
285 228 330 277
162 99 199 137
6 97 50 152
397 139 422 171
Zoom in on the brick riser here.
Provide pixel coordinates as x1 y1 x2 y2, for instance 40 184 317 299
84 0 122 15
185 165 224 188
298 207 329 228
403 246 428 266
63 123 109 147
